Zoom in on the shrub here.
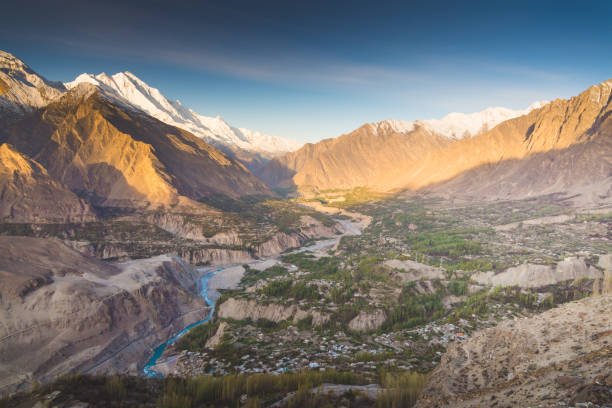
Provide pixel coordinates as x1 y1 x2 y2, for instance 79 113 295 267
104 375 127 400
175 322 220 352
377 371 427 408
447 279 468 296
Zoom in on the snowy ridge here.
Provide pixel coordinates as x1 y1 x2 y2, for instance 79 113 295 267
0 50 65 114
65 72 302 155
372 101 549 139
419 102 548 139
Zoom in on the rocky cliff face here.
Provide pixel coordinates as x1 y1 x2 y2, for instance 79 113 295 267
217 298 329 326
415 295 612 408
472 257 603 288
150 213 342 265
253 215 341 257
0 236 208 394
205 322 229 349
179 247 254 266
348 309 387 332
144 211 223 242
0 143 95 222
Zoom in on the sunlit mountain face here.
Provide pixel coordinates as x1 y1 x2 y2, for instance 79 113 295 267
0 1 610 407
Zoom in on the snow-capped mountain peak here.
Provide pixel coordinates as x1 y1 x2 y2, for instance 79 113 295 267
372 119 415 134
66 72 302 156
0 51 65 114
373 102 549 139
418 103 549 139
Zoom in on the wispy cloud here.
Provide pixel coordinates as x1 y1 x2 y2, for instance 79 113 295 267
8 22 568 95
155 48 431 87
26 30 430 89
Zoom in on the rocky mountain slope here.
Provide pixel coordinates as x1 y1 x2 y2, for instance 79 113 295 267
426 128 612 205
261 80 611 205
258 124 452 191
415 295 612 407
1 81 270 209
0 236 208 394
66 72 302 157
0 143 95 222
0 50 283 217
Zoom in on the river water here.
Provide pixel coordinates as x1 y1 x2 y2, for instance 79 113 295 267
142 216 367 377
142 269 223 377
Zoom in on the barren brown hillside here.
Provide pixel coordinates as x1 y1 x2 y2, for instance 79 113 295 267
2 84 271 209
260 79 612 202
0 143 95 222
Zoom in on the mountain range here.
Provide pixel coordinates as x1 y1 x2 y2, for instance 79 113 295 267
259 79 611 205
0 51 270 218
372 101 548 140
65 71 302 157
1 48 610 223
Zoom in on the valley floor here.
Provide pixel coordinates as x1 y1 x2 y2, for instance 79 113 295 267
1 193 610 408
135 194 610 407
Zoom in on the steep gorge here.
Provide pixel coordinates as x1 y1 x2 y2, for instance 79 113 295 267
0 237 209 394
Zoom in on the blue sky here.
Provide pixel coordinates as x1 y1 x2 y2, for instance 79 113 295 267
2 0 611 142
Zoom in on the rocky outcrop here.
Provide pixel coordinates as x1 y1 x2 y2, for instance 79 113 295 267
217 298 329 326
255 216 341 257
0 144 95 223
255 232 304 258
348 309 387 332
598 254 612 272
144 212 216 241
206 231 245 246
205 322 228 349
0 236 208 394
298 215 343 236
179 247 253 266
62 240 130 261
384 259 445 282
415 295 612 408
62 214 342 266
143 211 247 245
471 257 602 288
157 214 342 263
594 254 612 296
